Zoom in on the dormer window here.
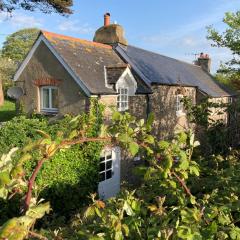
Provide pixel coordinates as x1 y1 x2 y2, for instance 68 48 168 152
40 86 58 113
117 87 129 111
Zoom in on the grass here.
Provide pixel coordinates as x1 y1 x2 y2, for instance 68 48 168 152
0 99 16 122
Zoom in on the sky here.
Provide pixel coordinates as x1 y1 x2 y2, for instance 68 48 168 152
0 0 240 72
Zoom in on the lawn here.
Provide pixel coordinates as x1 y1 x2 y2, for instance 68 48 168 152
0 100 16 122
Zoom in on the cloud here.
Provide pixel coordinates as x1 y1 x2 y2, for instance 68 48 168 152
58 20 94 34
141 0 240 48
0 12 43 29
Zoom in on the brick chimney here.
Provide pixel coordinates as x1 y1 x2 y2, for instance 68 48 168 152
93 13 128 46
194 53 211 73
104 13 110 26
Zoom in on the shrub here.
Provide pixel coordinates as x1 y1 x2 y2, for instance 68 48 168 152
0 101 104 216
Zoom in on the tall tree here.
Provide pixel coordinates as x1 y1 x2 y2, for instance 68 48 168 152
207 11 240 89
0 58 16 106
1 28 40 63
0 0 73 15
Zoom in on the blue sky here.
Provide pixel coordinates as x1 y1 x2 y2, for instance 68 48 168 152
0 0 240 72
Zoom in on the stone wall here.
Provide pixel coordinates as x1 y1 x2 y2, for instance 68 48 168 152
129 95 148 120
16 41 88 116
149 85 196 139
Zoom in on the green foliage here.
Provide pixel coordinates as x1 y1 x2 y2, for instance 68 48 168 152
0 100 16 122
207 11 240 89
182 96 236 154
0 115 48 156
1 0 73 15
1 108 240 239
0 57 16 93
0 202 50 240
0 100 104 216
1 28 40 62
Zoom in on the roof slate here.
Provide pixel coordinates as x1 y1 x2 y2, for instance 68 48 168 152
42 31 124 94
115 44 234 97
41 31 234 97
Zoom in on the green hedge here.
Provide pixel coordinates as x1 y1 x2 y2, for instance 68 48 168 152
0 113 103 217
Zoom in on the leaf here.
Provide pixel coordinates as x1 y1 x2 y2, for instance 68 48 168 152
18 153 32 165
139 119 145 127
193 140 200 148
84 206 96 219
190 196 196 205
158 141 170 150
118 133 132 144
177 132 187 144
122 224 129 236
0 171 10 186
69 130 78 139
123 202 134 216
129 142 139 156
0 187 8 199
112 111 122 121
146 112 154 130
189 166 200 176
145 135 155 144
26 202 51 219
35 129 51 139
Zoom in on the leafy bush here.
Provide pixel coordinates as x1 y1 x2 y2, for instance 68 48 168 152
0 101 104 216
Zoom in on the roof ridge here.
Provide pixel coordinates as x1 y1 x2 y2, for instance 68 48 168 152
41 30 112 49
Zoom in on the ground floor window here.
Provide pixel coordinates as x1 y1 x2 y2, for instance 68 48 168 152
99 150 113 182
40 86 58 113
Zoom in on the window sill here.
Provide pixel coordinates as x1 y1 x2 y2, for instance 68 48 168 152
118 109 129 112
40 109 58 115
176 111 186 117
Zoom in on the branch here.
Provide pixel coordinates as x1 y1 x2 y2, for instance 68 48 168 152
171 171 192 197
24 156 48 211
28 231 48 240
61 136 111 146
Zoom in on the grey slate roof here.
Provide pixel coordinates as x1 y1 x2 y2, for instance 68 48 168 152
115 44 234 97
42 31 123 95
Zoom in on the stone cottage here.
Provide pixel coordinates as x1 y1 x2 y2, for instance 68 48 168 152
13 13 234 198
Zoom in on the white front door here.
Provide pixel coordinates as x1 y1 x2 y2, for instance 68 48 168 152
98 147 121 200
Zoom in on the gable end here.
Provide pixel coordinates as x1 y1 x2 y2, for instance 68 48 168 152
14 34 91 97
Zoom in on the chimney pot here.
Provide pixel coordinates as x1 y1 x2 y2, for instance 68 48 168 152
104 12 110 26
195 52 211 72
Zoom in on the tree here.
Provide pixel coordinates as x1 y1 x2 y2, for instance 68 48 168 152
0 79 3 106
1 28 40 63
0 57 16 106
0 0 73 15
207 11 240 89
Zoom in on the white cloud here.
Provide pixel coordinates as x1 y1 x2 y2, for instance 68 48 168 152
58 20 94 34
0 12 43 28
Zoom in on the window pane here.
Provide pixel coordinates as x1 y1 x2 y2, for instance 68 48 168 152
51 88 58 108
100 162 105 172
100 156 105 162
42 88 50 108
106 160 112 170
106 170 112 179
106 152 112 160
99 172 105 182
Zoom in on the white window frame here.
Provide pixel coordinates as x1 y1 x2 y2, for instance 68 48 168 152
176 94 185 116
99 150 113 182
117 87 129 112
40 86 58 113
